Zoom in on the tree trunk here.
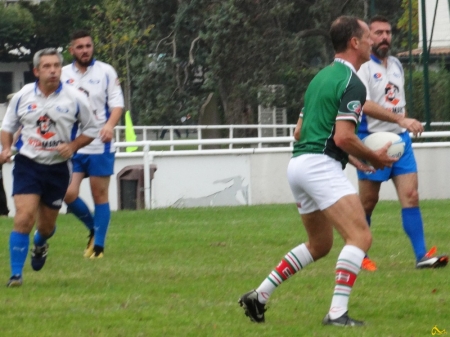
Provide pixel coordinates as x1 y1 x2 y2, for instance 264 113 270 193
218 79 255 137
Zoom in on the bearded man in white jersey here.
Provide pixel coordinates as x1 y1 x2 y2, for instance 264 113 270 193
356 15 448 271
61 30 124 259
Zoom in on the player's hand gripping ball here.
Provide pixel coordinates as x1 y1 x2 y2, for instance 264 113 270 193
362 131 405 159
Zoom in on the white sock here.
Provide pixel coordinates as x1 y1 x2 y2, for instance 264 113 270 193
256 243 313 304
328 245 364 319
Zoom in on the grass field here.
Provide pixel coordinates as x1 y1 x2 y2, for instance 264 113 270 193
0 200 449 336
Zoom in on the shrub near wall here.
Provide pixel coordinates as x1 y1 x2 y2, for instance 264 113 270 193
405 67 450 123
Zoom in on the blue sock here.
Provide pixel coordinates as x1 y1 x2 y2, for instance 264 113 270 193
9 232 29 277
94 203 110 248
401 207 427 261
33 227 56 246
366 214 371 227
364 215 372 258
67 197 94 231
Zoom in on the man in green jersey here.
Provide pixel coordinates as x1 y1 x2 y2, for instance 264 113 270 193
239 16 397 327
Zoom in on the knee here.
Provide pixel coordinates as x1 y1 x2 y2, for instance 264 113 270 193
64 190 77 204
91 187 109 204
361 196 378 214
64 184 80 204
345 225 372 253
307 240 333 260
404 189 419 206
358 229 372 253
13 212 35 233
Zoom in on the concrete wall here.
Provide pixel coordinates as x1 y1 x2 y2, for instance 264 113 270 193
2 144 450 216
0 62 31 124
0 62 30 96
419 0 450 48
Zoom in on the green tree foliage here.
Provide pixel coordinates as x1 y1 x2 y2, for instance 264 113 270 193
14 0 101 61
0 4 34 61
397 0 419 49
406 67 450 122
1 0 443 126
89 0 153 112
131 0 371 126
131 0 213 126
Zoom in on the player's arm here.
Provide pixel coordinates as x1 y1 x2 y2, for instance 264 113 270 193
100 106 123 143
1 93 21 163
0 130 13 164
100 66 124 143
334 120 396 170
397 107 423 136
58 134 96 160
293 115 302 141
335 78 397 170
358 63 423 136
363 100 423 136
348 154 375 173
57 94 98 159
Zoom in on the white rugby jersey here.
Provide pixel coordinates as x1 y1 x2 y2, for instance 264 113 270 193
61 59 124 154
2 82 98 165
357 55 406 134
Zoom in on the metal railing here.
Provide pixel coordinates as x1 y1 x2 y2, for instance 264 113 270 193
114 124 450 152
112 130 450 209
114 124 296 151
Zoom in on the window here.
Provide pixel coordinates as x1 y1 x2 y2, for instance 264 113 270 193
0 72 13 103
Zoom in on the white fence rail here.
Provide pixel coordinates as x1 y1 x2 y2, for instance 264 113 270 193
114 124 296 151
112 129 450 210
114 123 450 152
3 127 450 216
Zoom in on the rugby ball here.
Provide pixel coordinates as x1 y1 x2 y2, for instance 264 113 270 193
362 132 405 159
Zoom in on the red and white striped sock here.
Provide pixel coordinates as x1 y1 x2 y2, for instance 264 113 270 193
328 245 365 319
256 243 313 303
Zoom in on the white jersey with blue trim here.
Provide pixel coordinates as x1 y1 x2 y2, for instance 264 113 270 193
357 55 406 134
1 82 98 165
61 59 124 154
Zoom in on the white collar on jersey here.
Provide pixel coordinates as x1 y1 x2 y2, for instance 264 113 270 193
334 58 357 73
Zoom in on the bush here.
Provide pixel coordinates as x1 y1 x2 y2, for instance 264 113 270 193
405 67 450 123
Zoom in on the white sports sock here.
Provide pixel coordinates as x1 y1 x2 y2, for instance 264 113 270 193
256 243 313 304
328 245 365 319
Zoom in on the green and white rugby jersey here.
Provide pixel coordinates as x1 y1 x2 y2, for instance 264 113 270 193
293 60 366 168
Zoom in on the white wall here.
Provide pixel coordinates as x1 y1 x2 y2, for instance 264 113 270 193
419 0 450 48
0 62 30 124
2 144 450 216
0 62 30 96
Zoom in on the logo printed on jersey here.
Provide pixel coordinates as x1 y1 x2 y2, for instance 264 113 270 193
385 82 400 105
66 79 75 84
27 103 37 112
36 114 56 139
347 101 362 114
56 106 69 113
89 79 100 84
28 137 64 150
373 72 382 80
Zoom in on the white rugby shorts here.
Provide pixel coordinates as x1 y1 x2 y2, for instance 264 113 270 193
287 154 356 214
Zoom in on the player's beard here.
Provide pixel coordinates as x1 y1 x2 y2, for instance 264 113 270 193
74 54 93 68
372 41 390 59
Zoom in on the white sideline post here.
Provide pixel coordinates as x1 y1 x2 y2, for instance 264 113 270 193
143 144 152 209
